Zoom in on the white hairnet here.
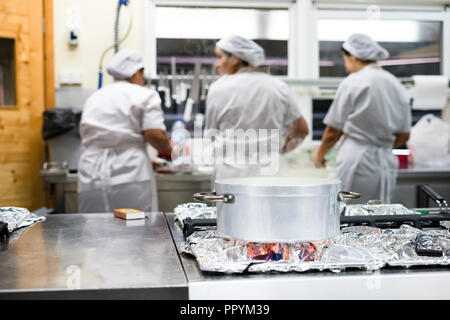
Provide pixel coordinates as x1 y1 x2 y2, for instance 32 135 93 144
106 48 144 80
342 34 389 61
216 35 265 67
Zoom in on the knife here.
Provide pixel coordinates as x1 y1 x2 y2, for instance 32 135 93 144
170 56 177 102
158 72 171 108
184 62 201 122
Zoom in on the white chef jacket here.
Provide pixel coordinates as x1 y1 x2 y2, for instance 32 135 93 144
324 64 411 203
205 71 303 182
77 81 166 212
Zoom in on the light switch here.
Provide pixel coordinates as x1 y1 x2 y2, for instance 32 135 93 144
68 28 79 46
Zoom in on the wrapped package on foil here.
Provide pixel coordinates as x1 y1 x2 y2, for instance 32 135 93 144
343 203 418 216
0 207 46 233
415 230 450 257
173 203 217 227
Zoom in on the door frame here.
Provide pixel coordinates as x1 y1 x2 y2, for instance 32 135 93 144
0 29 19 109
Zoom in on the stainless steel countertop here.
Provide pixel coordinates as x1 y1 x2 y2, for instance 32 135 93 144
1 211 449 299
41 166 450 184
156 173 212 181
40 171 212 184
0 212 188 299
161 168 450 179
164 213 450 299
398 166 450 178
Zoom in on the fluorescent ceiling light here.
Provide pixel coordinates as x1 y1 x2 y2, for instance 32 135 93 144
318 19 420 42
155 7 288 40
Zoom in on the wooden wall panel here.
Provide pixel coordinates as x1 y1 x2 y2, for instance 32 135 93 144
0 0 48 211
44 0 54 110
0 152 31 163
28 0 46 210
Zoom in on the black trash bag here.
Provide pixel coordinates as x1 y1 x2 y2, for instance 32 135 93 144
42 108 82 140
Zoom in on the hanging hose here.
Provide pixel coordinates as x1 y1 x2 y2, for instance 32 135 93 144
98 0 133 89
114 1 122 54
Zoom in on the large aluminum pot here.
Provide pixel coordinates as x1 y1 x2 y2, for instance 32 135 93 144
193 177 359 243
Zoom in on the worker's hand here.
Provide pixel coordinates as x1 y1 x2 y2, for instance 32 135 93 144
282 117 309 154
282 135 303 154
313 152 326 168
152 159 163 170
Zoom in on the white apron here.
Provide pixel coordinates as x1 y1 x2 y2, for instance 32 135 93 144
78 143 157 213
77 81 166 213
330 136 398 204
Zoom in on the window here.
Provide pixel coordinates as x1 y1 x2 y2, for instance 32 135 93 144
318 19 442 77
155 7 289 76
152 5 290 129
0 38 15 106
312 98 333 141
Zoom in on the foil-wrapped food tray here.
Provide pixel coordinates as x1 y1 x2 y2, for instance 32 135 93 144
174 203 449 274
180 226 450 274
342 203 418 216
174 202 418 222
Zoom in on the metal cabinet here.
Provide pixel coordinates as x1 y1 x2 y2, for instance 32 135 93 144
41 171 212 213
156 174 212 212
393 169 450 208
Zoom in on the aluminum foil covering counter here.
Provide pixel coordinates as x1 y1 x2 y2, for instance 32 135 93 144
174 202 418 222
0 207 46 233
342 203 418 216
175 203 449 274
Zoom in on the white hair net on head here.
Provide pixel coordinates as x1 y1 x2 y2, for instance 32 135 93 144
106 48 144 80
342 34 389 61
216 35 265 67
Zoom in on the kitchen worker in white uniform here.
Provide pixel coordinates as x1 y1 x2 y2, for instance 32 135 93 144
314 34 411 204
78 48 171 213
205 35 309 182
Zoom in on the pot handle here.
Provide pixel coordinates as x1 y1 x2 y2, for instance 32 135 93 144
337 191 361 201
193 192 235 204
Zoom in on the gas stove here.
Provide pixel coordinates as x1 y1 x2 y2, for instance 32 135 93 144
175 184 450 274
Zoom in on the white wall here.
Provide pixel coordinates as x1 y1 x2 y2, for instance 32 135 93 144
54 0 449 127
53 0 145 89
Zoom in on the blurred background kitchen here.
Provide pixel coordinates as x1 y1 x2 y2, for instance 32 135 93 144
1 0 449 214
